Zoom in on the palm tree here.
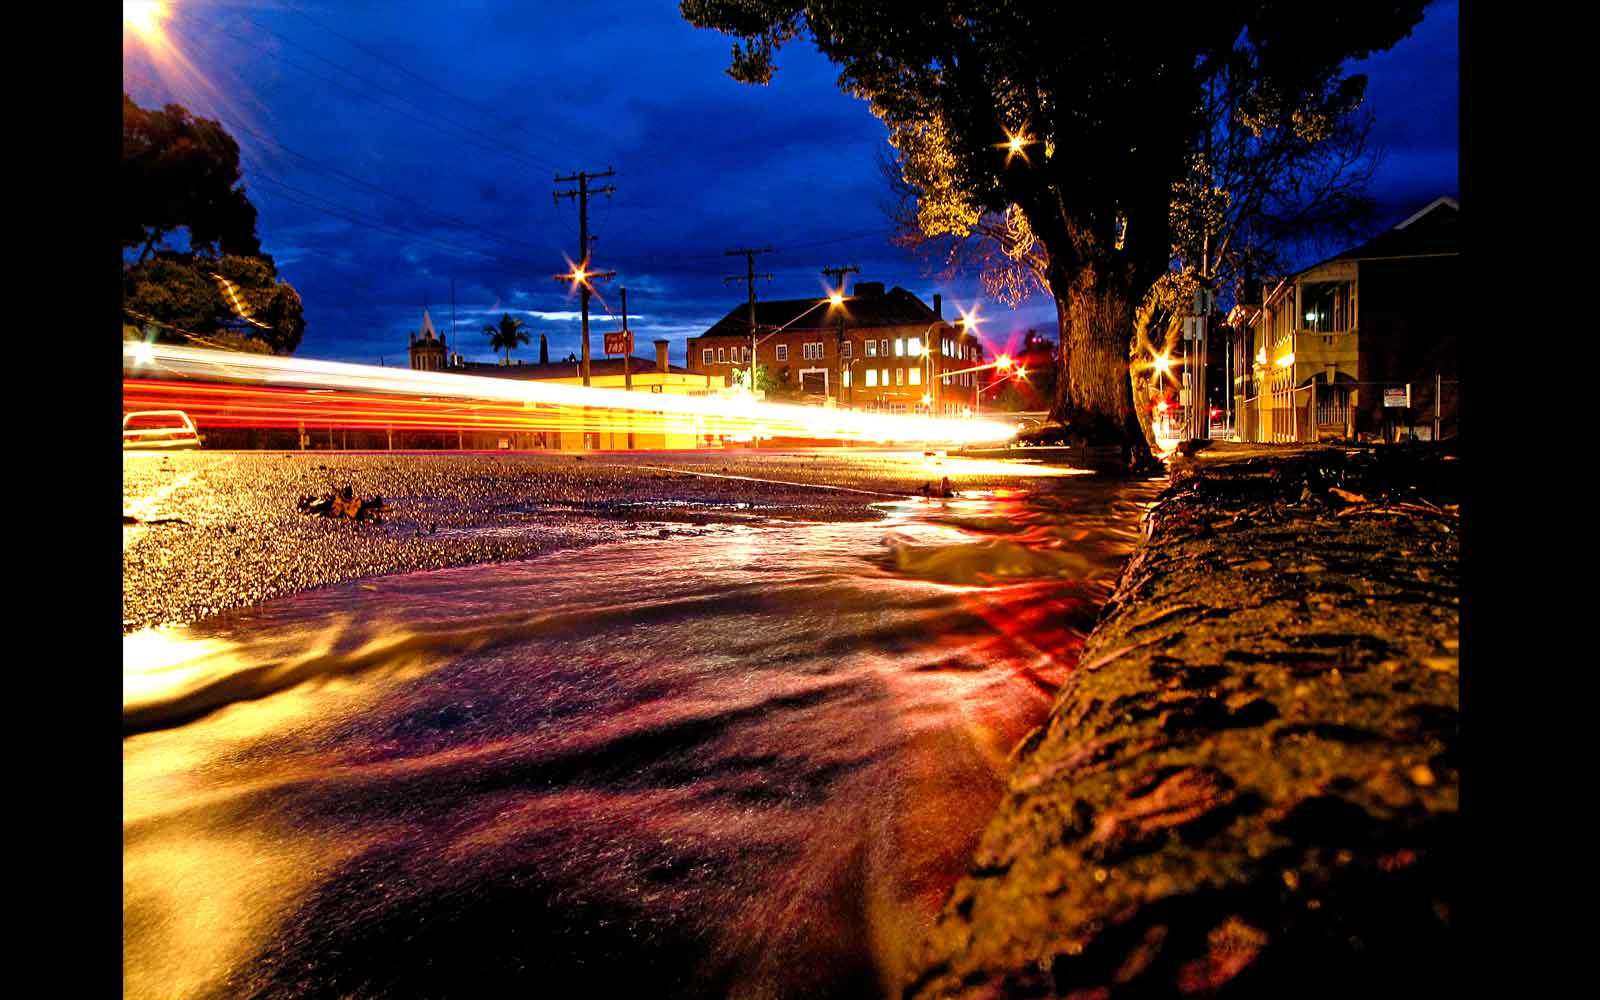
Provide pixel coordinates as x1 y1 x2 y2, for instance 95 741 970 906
485 313 531 364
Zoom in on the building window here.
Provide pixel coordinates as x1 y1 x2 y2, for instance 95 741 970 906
776 344 788 362
702 349 713 366
717 348 725 364
843 370 851 387
865 369 878 387
894 338 904 357
865 340 877 357
880 339 889 357
881 368 889 386
908 368 921 385
895 368 904 385
841 342 852 358
908 336 921 357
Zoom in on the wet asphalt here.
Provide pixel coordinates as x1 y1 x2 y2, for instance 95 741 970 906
122 448 1077 633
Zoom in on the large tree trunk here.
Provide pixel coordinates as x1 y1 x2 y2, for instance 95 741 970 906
1049 275 1160 474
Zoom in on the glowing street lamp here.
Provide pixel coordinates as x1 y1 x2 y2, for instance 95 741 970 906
999 129 1035 165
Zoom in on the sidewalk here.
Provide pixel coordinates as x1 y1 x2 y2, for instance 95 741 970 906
906 441 1459 998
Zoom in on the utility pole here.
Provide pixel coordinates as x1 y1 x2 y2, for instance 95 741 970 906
1187 283 1213 440
621 286 631 393
725 247 773 395
554 167 617 386
1434 370 1441 443
821 265 858 401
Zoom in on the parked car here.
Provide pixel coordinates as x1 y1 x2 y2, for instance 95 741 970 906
123 410 203 450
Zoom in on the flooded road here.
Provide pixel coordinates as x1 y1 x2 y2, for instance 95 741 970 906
124 467 1158 1000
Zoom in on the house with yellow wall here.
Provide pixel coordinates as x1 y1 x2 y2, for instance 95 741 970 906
1239 196 1458 443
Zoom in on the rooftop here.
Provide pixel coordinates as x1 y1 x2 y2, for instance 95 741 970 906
698 284 952 339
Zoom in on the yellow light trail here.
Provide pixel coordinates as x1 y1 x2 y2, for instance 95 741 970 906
124 344 1021 446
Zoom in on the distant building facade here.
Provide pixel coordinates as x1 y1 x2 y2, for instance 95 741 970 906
404 315 715 450
686 282 985 414
1236 196 1460 443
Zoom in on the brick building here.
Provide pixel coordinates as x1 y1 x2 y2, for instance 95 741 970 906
686 282 985 414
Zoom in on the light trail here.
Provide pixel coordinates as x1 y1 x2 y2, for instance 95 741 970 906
124 344 1020 447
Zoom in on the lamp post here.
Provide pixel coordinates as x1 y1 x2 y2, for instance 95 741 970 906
847 357 863 408
917 323 942 416
834 294 848 404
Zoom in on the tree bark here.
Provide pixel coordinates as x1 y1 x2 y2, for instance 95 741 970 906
1049 272 1160 473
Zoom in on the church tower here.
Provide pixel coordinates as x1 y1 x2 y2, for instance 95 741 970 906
408 309 448 371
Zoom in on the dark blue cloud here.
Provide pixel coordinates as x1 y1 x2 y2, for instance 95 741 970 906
125 0 1457 365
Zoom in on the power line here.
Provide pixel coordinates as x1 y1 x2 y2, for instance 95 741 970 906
242 169 501 262
239 10 567 173
125 63 575 268
220 119 553 258
171 9 562 177
279 0 572 158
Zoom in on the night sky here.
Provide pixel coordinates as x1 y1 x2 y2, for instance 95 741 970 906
122 1 1458 367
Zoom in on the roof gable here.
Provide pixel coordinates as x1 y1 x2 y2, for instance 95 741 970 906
1297 196 1459 276
698 286 946 338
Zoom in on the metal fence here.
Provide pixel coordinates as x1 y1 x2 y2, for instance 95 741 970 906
1234 376 1459 444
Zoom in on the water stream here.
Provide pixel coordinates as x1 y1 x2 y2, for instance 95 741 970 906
124 479 1157 1000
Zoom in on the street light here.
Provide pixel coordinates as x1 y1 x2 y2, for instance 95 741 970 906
732 293 843 399
915 324 942 416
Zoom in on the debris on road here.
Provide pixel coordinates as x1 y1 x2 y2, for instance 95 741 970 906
123 514 189 526
297 485 387 522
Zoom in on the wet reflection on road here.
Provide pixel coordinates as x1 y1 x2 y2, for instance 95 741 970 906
124 478 1156 1000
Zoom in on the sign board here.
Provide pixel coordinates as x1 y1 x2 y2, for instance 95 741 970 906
1383 385 1411 408
603 330 634 356
1193 287 1213 315
1179 388 1192 406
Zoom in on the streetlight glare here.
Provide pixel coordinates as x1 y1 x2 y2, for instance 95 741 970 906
124 0 166 40
999 129 1034 164
829 292 844 307
995 354 1013 370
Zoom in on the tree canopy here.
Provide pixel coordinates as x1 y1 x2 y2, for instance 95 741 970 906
681 1 1427 463
123 94 261 262
486 313 531 363
122 94 305 354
